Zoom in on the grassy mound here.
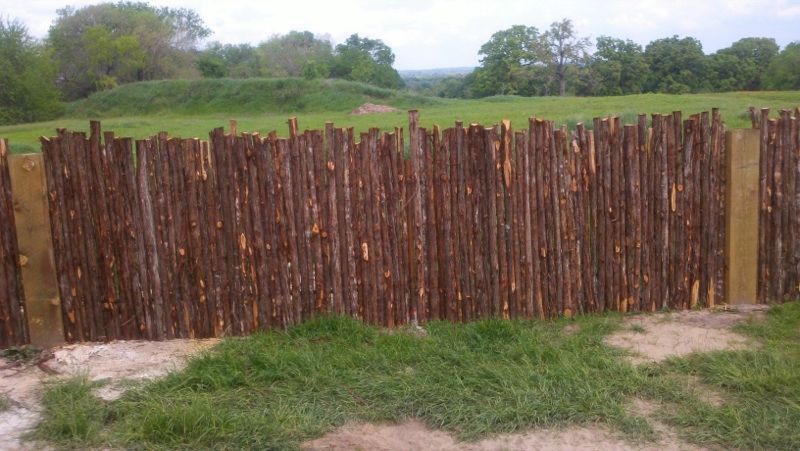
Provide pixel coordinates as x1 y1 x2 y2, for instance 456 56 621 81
66 78 441 117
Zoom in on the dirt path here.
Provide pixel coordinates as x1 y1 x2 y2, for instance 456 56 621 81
0 339 217 450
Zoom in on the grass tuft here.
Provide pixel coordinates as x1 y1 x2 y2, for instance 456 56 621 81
1 346 42 364
28 377 107 447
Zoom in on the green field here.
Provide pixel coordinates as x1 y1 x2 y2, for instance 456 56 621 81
1 78 798 153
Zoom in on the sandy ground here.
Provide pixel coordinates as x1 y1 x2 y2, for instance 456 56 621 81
0 338 217 450
605 304 766 364
350 103 398 115
0 305 767 450
303 419 704 451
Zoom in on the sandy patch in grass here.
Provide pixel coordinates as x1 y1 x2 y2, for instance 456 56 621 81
605 306 766 364
0 338 217 449
302 419 703 451
350 103 398 115
45 339 218 399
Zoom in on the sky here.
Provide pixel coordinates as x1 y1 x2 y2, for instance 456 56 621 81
3 0 799 70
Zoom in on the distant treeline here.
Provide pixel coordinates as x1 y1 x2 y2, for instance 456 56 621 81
1 3 799 126
415 19 800 99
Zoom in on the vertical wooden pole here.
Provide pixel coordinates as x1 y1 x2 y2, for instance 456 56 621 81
725 129 760 304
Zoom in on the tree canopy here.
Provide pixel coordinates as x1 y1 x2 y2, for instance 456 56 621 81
48 2 211 99
0 19 63 125
330 34 404 89
764 42 800 90
459 19 794 98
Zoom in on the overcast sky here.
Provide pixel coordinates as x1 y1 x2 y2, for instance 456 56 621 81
4 0 799 70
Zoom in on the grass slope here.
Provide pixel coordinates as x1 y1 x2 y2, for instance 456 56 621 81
30 302 800 450
65 78 439 117
1 78 798 153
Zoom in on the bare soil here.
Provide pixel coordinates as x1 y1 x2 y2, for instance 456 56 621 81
0 339 217 450
605 305 766 364
302 419 702 451
350 103 398 115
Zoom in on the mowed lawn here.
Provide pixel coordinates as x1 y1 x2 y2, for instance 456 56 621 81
1 79 798 154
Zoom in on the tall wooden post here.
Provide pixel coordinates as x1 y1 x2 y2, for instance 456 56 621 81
9 153 64 346
725 129 760 304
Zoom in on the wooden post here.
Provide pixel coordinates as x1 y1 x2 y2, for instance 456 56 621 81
8 153 63 346
725 129 760 304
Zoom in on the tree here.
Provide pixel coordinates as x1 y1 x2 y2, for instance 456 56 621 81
257 31 333 78
48 2 210 99
583 36 649 96
331 34 404 89
764 42 800 90
469 25 546 96
542 19 590 96
644 36 708 93
0 18 62 125
710 37 778 90
196 42 260 78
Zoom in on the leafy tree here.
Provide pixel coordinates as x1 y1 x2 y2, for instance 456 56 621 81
331 34 404 89
583 36 648 95
48 2 210 99
82 25 146 90
644 36 709 93
764 42 800 90
719 37 778 90
470 25 546 96
542 19 590 96
195 52 227 78
707 52 745 92
258 31 333 78
0 18 63 125
196 42 260 78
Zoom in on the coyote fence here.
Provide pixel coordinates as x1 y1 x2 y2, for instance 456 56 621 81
34 111 730 342
756 108 800 303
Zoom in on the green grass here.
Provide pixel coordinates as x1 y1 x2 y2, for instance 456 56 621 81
28 302 800 450
30 314 654 449
1 77 798 153
647 302 800 449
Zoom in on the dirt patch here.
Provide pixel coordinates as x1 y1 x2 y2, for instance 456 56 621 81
46 339 218 399
350 103 398 115
605 307 763 364
302 419 703 451
627 399 704 451
0 339 217 449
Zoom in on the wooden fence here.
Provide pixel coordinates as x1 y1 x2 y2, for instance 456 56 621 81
0 139 29 348
757 108 800 303
37 111 727 342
